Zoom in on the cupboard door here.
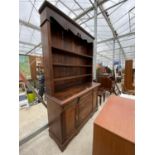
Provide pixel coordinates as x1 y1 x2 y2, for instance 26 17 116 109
63 100 76 139
78 91 93 124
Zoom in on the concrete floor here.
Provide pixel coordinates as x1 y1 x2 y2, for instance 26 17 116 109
19 96 108 155
19 103 48 141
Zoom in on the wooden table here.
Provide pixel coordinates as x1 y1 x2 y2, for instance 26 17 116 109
93 95 135 155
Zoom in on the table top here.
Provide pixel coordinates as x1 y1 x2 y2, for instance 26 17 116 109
94 95 135 143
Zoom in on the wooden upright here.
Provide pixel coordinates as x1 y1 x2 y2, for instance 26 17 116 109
39 1 100 151
29 56 37 80
124 60 134 90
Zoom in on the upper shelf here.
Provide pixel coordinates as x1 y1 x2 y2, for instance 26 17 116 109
53 63 92 67
52 46 92 59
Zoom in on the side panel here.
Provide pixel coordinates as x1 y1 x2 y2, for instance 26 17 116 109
46 96 63 143
40 20 54 95
93 124 135 155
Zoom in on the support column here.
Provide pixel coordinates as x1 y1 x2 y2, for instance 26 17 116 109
93 0 97 80
113 39 115 78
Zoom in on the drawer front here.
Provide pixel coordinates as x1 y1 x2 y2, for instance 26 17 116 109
78 91 93 124
80 91 92 101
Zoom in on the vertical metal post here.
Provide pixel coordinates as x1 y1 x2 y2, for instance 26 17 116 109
129 12 131 32
119 48 121 65
93 0 97 80
113 39 115 78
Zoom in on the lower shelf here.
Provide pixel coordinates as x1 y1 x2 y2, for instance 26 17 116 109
54 74 92 82
53 82 100 102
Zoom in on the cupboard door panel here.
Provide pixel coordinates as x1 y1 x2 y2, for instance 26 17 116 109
63 102 76 139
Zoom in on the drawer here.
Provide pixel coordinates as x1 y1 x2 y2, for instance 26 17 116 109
80 90 92 100
78 95 93 123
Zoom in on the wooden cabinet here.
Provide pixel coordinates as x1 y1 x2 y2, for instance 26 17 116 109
39 1 100 151
93 95 135 155
124 60 135 91
46 84 99 150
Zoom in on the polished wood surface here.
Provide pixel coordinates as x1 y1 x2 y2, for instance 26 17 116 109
39 1 99 151
53 82 100 103
93 95 135 155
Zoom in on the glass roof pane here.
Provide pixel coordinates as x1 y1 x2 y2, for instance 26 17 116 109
19 0 135 64
29 8 40 27
19 25 34 42
57 2 71 15
103 0 116 9
30 31 41 45
19 1 33 21
77 0 92 8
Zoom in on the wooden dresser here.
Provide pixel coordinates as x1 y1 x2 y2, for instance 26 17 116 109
39 1 100 151
93 95 135 155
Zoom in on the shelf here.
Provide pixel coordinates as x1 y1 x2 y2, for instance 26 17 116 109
53 63 92 67
54 74 92 82
52 46 92 59
53 82 100 102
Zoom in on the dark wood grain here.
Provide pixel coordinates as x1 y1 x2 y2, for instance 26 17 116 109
53 63 92 67
52 46 93 58
39 1 100 151
41 21 54 95
54 74 92 82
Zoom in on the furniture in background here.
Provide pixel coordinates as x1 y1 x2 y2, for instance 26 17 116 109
97 87 105 105
93 95 135 155
93 79 105 105
29 56 37 80
123 60 135 94
29 56 44 81
39 1 100 151
97 75 121 96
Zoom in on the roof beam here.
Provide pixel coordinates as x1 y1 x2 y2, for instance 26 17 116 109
25 43 42 55
97 0 127 58
19 41 37 47
98 32 135 44
74 0 108 21
97 53 112 60
98 45 135 53
19 19 40 31
79 0 127 25
101 51 135 56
